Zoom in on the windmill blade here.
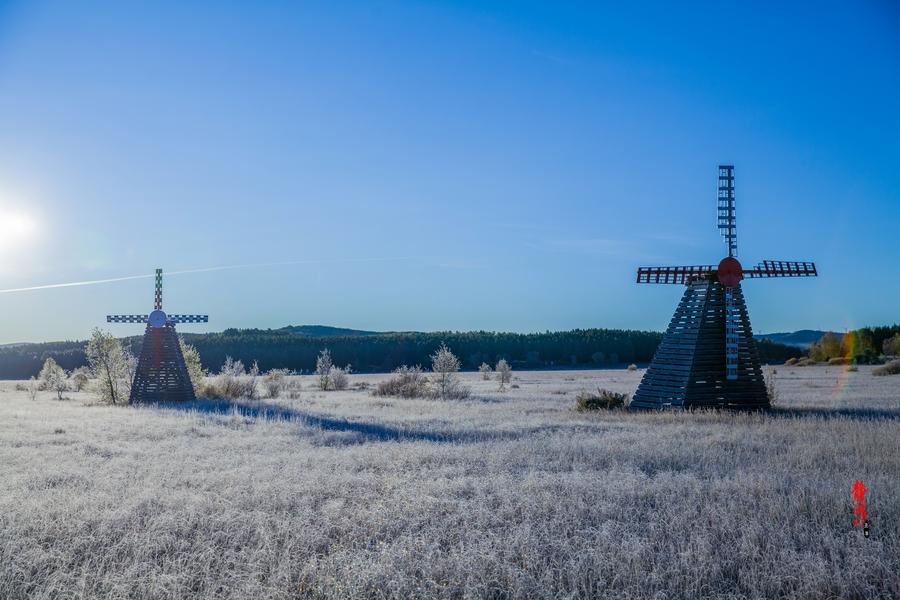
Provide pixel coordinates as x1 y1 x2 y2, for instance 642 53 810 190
717 165 737 257
154 268 162 310
637 265 715 285
724 287 738 380
744 260 817 278
107 314 149 323
168 314 209 324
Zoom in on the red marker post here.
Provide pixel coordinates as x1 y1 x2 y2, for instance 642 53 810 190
852 480 870 538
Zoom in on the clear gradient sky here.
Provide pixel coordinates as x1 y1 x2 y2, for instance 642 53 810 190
0 1 898 344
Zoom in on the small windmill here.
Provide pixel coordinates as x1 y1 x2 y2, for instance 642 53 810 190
107 268 208 403
631 165 817 409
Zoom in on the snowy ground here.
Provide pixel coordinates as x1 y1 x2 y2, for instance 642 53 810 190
0 367 897 598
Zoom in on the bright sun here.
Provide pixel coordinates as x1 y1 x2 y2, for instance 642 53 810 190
0 209 38 254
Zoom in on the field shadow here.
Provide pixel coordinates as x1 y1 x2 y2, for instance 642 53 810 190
159 399 515 444
768 407 900 421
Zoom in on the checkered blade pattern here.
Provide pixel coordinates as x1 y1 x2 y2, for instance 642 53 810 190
168 314 208 324
717 165 736 258
744 260 817 278
107 315 149 324
154 268 163 310
636 265 716 285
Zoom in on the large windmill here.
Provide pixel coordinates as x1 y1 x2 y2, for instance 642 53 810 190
631 165 817 409
107 268 208 403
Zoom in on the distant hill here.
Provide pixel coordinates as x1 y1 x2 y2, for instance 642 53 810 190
754 330 840 348
277 324 383 337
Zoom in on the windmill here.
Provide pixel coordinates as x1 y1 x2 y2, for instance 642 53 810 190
631 165 817 409
107 268 208 403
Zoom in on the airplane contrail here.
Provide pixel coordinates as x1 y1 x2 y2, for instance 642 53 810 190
0 256 418 295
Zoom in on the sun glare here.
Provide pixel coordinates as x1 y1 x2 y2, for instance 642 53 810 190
0 209 38 254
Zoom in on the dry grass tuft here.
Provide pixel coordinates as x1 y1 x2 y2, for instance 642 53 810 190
575 388 628 410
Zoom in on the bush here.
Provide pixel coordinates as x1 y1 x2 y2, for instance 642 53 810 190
207 357 259 400
872 360 900 377
795 358 818 367
262 368 291 398
847 365 859 372
785 357 798 366
373 365 430 398
575 388 628 411
627 363 638 371
330 365 351 391
828 357 851 366
883 334 900 357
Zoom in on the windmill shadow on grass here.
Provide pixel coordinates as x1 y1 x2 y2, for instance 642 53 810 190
159 399 516 444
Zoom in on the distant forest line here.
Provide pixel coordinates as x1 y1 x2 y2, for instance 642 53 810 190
0 327 802 380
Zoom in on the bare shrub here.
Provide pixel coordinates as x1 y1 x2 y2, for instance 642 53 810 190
431 344 468 400
262 369 291 398
873 359 900 377
316 349 333 391
330 365 351 391
479 362 492 380
373 365 430 398
575 388 628 411
627 363 638 371
495 358 512 390
26 377 38 401
85 328 135 405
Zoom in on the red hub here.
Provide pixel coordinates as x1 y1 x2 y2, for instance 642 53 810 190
717 256 743 287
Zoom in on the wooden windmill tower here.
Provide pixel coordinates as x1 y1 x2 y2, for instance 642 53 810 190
631 166 817 409
107 268 208 403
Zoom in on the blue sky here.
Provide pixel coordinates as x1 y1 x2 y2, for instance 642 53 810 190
0 1 897 343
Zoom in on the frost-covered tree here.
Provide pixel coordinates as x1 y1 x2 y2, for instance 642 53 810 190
85 328 135 405
479 362 492 380
179 339 206 394
38 358 61 391
69 367 91 392
431 343 466 399
496 358 512 390
316 349 334 390
45 362 68 400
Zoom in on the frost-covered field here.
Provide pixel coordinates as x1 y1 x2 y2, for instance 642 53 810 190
1 367 898 599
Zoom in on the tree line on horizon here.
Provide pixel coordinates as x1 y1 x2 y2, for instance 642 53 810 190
0 327 803 380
